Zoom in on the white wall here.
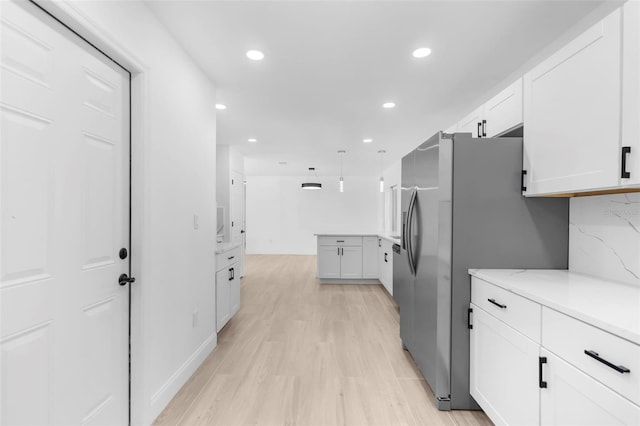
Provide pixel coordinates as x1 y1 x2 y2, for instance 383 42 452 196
569 193 640 287
246 176 379 254
48 2 218 425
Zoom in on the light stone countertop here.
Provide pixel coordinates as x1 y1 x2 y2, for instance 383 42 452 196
314 233 401 244
469 269 640 345
215 241 242 254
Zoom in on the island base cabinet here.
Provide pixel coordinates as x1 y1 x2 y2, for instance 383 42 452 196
541 349 640 425
340 246 363 279
317 246 341 279
470 304 539 426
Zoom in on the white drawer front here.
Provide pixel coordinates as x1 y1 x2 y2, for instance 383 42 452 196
216 247 241 271
543 307 640 405
317 236 363 246
471 277 541 342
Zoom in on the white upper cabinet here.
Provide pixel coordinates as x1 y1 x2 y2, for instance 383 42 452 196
457 106 484 138
482 78 523 138
622 0 640 187
457 79 523 139
523 9 627 196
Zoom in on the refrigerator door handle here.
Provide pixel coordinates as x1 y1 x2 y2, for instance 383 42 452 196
406 188 418 275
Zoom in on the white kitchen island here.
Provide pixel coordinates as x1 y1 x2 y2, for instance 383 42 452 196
315 233 399 294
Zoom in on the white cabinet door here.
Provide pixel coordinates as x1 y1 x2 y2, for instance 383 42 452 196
229 264 240 317
541 349 640 425
483 78 523 137
622 1 640 186
470 304 540 426
379 239 393 295
362 237 378 279
378 238 386 286
457 106 483 138
216 268 230 332
340 246 363 279
317 246 341 279
523 9 622 196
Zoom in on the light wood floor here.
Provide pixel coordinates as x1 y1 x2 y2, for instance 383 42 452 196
154 255 492 426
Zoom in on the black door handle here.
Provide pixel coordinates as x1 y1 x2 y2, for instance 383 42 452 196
487 298 507 309
584 350 630 373
119 273 135 286
482 119 487 137
521 170 527 192
539 357 547 388
477 122 482 138
621 147 631 179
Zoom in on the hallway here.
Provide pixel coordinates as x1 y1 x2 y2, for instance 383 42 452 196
154 255 491 425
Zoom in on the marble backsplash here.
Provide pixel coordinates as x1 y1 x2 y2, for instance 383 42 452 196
570 193 640 287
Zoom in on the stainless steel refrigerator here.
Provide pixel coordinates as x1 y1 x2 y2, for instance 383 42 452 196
393 132 569 410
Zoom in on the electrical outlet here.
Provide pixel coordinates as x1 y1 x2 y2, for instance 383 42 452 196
192 310 198 328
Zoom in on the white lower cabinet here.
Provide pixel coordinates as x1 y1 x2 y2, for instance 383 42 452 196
540 349 640 426
216 248 241 332
378 238 393 295
340 246 363 279
362 237 379 279
470 303 540 425
470 275 640 425
317 246 342 279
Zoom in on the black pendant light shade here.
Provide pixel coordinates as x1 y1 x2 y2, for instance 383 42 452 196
302 167 322 190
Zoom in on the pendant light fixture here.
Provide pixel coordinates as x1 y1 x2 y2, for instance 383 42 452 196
337 150 346 192
378 150 386 192
301 167 322 190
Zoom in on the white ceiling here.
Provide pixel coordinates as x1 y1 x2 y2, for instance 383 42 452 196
146 0 608 177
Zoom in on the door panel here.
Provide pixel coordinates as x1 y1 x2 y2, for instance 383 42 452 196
412 135 441 393
0 1 130 424
340 246 363 279
318 246 340 279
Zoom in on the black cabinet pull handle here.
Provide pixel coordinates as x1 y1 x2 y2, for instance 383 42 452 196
228 256 235 260
521 170 527 192
338 247 340 256
477 122 482 138
336 240 345 243
584 350 630 373
482 119 487 137
378 239 381 247
539 357 548 388
487 298 507 309
228 268 233 281
621 147 631 179
341 248 344 256
468 308 473 330
384 253 388 262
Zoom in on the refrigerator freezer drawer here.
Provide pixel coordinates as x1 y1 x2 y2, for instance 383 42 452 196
471 277 541 343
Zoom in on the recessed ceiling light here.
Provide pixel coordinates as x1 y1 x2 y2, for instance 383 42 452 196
215 104 227 110
382 102 396 109
246 50 264 61
248 138 257 142
412 47 432 58
363 138 373 143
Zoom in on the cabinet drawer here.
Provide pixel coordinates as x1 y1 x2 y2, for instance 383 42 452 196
543 307 640 405
471 277 541 342
317 236 362 246
216 247 241 271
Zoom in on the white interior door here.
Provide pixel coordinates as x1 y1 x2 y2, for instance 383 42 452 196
1 1 130 424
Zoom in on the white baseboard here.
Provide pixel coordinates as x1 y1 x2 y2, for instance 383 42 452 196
148 333 217 423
